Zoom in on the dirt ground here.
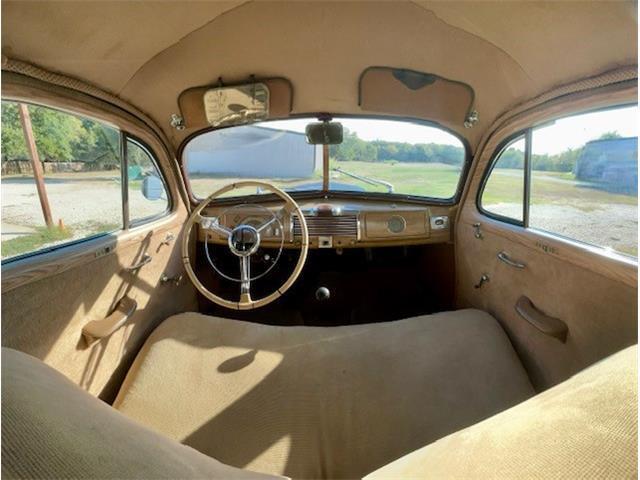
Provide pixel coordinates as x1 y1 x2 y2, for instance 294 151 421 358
487 202 637 256
1 174 167 243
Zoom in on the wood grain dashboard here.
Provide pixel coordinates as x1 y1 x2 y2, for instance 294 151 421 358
198 199 455 248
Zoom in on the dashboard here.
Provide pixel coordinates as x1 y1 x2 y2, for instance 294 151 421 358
199 198 455 249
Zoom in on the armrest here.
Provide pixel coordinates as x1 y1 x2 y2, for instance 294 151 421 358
515 295 568 343
82 297 137 344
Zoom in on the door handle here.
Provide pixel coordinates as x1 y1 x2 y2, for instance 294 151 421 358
515 295 567 342
497 251 526 269
123 254 152 272
82 296 137 344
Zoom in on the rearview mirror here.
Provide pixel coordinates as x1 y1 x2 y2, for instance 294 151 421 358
141 175 165 201
305 121 343 145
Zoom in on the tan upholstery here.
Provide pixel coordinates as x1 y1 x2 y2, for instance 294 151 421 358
2 2 636 150
455 82 638 391
114 309 534 479
0 347 284 480
366 345 638 480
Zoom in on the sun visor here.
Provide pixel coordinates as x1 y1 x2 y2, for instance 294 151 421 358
359 67 478 128
177 77 293 129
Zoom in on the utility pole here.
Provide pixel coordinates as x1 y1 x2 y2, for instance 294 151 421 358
18 103 53 228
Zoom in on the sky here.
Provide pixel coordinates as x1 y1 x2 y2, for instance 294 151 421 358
261 106 638 154
532 105 638 155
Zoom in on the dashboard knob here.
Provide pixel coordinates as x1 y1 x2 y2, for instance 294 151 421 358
315 286 331 301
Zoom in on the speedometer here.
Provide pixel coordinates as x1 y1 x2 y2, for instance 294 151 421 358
387 215 406 234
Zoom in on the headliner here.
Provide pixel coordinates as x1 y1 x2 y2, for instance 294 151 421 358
2 1 637 151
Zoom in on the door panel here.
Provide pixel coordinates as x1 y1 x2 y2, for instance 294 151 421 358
1 214 196 401
457 209 637 390
1 78 197 401
456 83 638 391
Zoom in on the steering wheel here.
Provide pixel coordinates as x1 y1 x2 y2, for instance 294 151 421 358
181 181 309 310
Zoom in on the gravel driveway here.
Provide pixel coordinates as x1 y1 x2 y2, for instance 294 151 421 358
2 174 167 241
488 202 637 256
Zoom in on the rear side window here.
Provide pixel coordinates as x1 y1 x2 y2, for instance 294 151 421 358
1 101 170 262
480 104 638 258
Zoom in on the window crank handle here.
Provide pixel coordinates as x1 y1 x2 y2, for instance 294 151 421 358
474 274 490 289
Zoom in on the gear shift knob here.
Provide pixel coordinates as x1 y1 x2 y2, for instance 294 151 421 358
315 286 331 301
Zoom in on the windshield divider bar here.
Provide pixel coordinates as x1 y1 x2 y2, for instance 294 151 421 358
322 144 329 192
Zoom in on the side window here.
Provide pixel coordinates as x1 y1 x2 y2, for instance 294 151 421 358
127 139 169 224
480 137 525 222
1 101 170 262
530 106 638 257
479 104 638 258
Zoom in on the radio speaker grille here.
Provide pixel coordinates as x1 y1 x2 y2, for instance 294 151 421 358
293 214 358 237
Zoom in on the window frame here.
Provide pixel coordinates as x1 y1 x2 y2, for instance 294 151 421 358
477 102 638 259
124 134 172 230
0 100 172 265
178 113 472 206
476 132 528 227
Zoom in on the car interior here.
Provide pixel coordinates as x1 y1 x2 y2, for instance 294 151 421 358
1 1 638 479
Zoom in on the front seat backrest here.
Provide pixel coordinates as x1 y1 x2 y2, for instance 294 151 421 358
366 345 638 479
1 348 284 480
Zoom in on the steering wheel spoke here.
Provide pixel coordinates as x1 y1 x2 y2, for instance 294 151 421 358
240 255 251 297
197 214 231 237
256 207 288 233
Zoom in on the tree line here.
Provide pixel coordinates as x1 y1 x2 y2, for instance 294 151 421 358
330 130 464 165
1 102 120 165
331 129 624 173
2 102 624 176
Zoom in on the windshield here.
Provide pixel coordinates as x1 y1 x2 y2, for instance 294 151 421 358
183 117 466 200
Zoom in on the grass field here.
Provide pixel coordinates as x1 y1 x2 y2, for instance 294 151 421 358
190 160 636 206
188 161 463 198
1 225 73 258
330 160 462 197
481 169 637 210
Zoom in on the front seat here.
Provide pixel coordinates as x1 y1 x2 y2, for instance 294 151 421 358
113 309 535 478
1 347 283 480
366 344 638 479
2 317 636 479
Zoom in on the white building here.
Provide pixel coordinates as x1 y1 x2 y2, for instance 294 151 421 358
185 125 322 178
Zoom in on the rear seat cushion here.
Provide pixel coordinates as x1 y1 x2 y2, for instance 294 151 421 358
114 309 534 479
366 345 638 479
1 348 284 480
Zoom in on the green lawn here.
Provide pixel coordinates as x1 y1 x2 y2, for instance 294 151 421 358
1 221 120 260
1 226 73 259
188 161 462 198
481 169 636 210
188 161 636 207
330 160 462 197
